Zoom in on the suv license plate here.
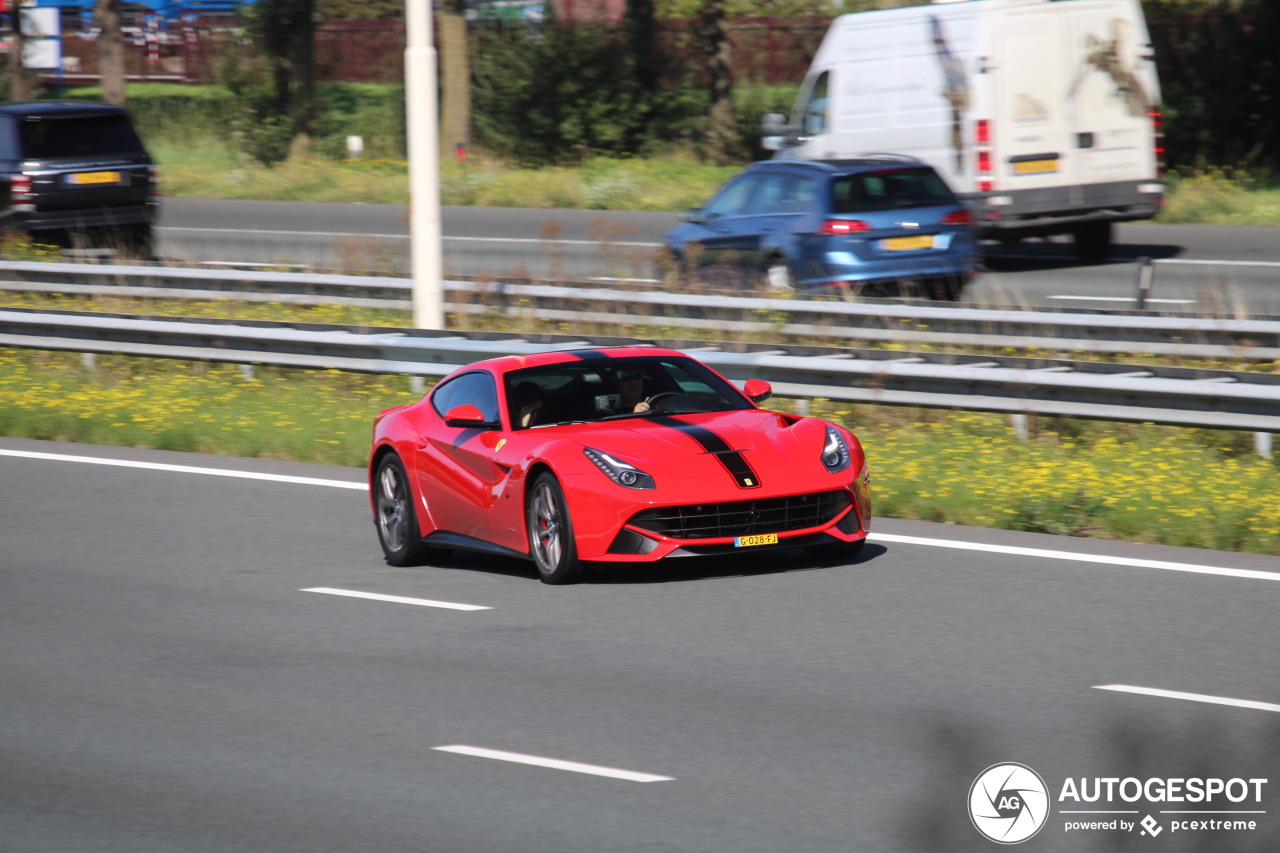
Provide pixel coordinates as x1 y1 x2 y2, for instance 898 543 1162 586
881 235 935 252
68 171 121 185
735 533 779 548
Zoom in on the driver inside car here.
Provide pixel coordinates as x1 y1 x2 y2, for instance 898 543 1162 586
597 370 651 416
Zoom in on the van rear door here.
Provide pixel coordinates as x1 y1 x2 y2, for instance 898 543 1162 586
1063 2 1159 208
991 4 1078 210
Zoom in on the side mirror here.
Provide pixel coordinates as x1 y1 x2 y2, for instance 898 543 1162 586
678 208 707 224
761 112 788 151
743 379 773 404
444 403 493 428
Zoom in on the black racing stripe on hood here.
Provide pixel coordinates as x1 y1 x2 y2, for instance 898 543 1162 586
651 415 761 489
564 349 611 361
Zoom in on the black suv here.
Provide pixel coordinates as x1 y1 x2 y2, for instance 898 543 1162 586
0 101 158 258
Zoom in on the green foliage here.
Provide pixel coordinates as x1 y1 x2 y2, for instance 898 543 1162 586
318 0 403 18
471 23 702 163
1146 0 1280 171
311 83 406 160
656 0 918 16
60 83 240 148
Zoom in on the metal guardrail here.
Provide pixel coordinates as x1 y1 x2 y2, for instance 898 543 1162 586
2 260 1280 359
2 307 1278 434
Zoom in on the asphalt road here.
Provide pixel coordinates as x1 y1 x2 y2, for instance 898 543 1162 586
3 437 1278 852
154 198 1280 316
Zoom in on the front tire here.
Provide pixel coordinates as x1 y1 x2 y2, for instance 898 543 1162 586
526 472 584 584
373 453 435 567
1073 221 1112 264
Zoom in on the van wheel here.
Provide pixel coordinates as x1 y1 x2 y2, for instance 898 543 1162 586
764 256 795 291
1073 221 1112 264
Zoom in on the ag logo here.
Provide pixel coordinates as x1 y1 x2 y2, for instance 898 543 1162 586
969 763 1050 844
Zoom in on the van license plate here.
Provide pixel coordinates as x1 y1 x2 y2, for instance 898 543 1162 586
881 235 935 252
68 171 121 185
1012 159 1058 176
735 533 779 548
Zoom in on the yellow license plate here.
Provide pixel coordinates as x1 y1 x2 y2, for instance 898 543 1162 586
735 533 779 548
881 235 935 252
68 171 121 185
1012 159 1058 176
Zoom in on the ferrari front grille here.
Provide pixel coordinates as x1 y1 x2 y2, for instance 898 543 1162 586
628 491 851 540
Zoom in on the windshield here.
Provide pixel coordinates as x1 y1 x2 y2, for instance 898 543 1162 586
831 167 957 213
19 115 145 159
505 356 752 429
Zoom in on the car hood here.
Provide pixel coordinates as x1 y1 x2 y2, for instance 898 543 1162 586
560 409 840 492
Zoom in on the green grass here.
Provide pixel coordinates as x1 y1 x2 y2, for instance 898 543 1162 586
151 141 1280 222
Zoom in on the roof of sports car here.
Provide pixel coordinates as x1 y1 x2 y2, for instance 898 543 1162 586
461 345 679 375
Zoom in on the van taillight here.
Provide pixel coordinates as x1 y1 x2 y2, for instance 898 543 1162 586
817 219 871 236
943 209 973 225
1149 108 1166 177
975 119 993 192
10 175 32 202
148 165 161 196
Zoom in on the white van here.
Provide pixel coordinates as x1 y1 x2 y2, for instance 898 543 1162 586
763 0 1164 261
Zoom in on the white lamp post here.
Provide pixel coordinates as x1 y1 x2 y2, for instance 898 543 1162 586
405 0 444 329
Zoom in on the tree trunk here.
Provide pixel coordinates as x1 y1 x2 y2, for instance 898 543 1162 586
289 0 315 156
698 0 734 162
8 10 26 102
627 0 657 96
95 0 127 107
439 12 471 157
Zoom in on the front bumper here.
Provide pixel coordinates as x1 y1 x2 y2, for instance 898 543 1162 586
566 475 871 562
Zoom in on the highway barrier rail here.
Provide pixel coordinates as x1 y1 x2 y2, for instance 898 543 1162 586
2 307 1278 436
2 260 1280 360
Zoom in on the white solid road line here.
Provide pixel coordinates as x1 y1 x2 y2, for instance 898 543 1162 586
1094 685 1280 714
867 532 1280 584
0 449 368 490
301 587 490 611
432 745 674 782
9 447 1272 583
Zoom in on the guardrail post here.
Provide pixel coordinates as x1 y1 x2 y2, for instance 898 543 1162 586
410 376 426 395
1011 413 1029 441
81 353 96 372
1134 256 1154 310
1256 432 1273 459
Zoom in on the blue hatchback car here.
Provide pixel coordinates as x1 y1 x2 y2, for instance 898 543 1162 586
664 157 977 300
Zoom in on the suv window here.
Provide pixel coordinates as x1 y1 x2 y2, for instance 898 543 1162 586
431 371 500 423
704 173 762 218
19 115 146 159
831 167 956 213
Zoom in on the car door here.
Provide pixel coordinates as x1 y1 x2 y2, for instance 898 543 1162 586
414 370 511 542
686 171 795 279
682 172 764 271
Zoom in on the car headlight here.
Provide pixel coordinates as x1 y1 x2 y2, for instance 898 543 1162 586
584 447 656 490
821 425 852 473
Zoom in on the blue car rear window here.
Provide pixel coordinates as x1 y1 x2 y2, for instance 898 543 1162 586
831 168 956 214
